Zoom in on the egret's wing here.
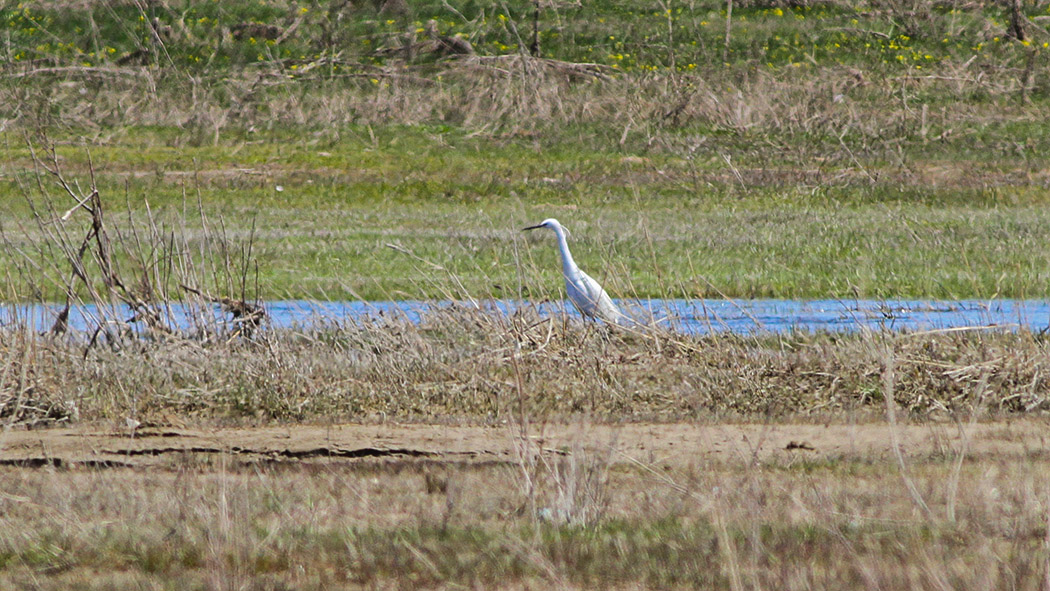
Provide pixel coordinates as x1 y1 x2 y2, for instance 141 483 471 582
564 274 596 317
576 271 605 303
577 270 626 324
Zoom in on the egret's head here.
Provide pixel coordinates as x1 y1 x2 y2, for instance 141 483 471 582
522 218 561 232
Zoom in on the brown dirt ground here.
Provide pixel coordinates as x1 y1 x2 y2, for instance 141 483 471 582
3 418 1049 471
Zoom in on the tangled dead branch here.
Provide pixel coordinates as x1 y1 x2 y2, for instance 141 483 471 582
10 138 265 350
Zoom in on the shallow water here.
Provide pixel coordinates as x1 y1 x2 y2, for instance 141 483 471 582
2 298 1047 336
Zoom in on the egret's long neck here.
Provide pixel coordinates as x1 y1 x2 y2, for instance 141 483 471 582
551 224 577 277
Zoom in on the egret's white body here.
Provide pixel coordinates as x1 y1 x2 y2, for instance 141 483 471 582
523 218 627 325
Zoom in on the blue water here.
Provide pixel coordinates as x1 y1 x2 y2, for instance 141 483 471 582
1 299 1047 336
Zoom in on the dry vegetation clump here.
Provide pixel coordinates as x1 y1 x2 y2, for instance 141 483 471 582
3 139 265 335
691 329 1050 415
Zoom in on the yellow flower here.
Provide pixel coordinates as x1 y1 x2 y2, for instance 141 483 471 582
300 7 308 13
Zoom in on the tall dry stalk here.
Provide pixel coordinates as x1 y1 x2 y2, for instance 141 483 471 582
945 372 988 522
881 342 934 522
723 0 733 63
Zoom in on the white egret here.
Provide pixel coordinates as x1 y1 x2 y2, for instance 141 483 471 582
523 218 628 325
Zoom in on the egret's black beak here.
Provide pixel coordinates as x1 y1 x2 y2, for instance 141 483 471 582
522 224 545 231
